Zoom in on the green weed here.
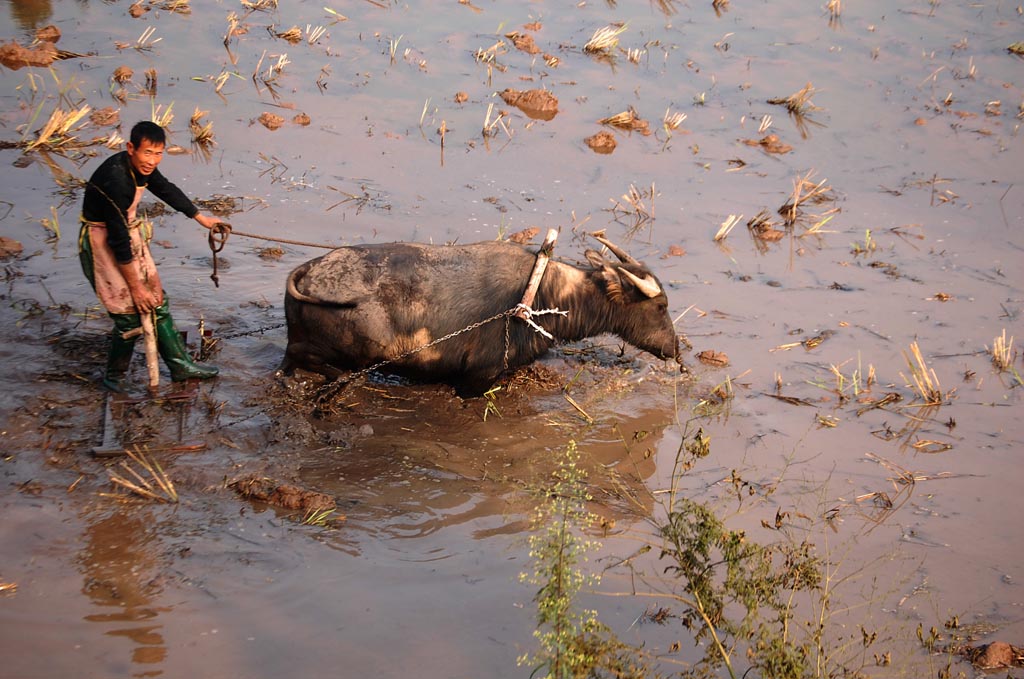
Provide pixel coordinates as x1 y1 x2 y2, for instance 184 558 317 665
519 441 653 678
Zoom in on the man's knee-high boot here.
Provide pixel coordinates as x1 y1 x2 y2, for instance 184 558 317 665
153 298 218 381
104 314 141 392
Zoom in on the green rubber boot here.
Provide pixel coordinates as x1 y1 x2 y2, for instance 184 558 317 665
154 298 219 382
104 313 141 392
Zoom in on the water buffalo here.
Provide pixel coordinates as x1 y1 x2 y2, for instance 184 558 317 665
279 235 679 395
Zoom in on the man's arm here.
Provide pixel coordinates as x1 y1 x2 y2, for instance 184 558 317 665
148 168 222 232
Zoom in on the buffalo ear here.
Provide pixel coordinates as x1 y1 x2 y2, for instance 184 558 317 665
584 249 607 269
586 250 626 302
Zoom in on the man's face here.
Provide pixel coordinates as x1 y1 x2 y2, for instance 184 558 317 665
126 138 165 176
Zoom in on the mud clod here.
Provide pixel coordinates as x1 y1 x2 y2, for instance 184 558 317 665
506 227 540 244
506 31 541 54
0 237 24 260
0 41 58 69
742 134 792 154
231 476 336 513
585 130 617 154
964 641 1023 669
696 350 730 367
258 112 285 130
499 88 558 120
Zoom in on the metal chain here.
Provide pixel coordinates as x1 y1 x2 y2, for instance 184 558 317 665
338 307 519 384
215 322 288 341
214 307 522 430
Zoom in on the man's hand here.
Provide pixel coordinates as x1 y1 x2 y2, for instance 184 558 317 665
117 261 163 313
195 213 222 230
130 284 162 313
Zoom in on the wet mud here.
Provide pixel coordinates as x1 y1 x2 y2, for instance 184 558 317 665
1 0 1023 677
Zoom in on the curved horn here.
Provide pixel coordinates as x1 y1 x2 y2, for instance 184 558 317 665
618 267 662 298
592 234 639 265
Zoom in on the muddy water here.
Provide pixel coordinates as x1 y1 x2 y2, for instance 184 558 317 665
1 0 1022 677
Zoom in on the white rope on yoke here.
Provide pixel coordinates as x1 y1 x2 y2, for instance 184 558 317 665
514 304 568 340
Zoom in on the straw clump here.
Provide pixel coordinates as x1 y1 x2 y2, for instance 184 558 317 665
584 23 627 54
24 105 93 152
599 107 651 135
988 329 1018 375
768 82 822 116
901 341 946 405
107 448 178 503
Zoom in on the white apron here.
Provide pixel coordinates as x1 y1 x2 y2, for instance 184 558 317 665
82 185 163 315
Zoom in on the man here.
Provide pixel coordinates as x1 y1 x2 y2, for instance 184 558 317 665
79 120 220 391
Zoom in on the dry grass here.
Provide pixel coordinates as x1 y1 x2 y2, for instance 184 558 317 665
694 374 737 417
224 11 242 50
473 40 509 85
768 83 824 138
583 23 627 54
154 0 191 13
107 448 178 503
24 104 92 152
272 23 323 45
827 0 841 27
151 101 174 128
714 214 742 242
779 170 834 226
241 0 277 10
324 7 348 24
210 69 235 97
189 107 215 161
598 107 651 135
252 51 290 98
275 26 302 44
189 108 214 146
900 342 945 405
306 25 327 44
663 108 687 132
104 129 125 149
482 102 512 139
144 68 158 95
988 329 1017 372
116 25 161 51
746 210 785 253
606 182 656 234
768 82 822 116
39 206 60 241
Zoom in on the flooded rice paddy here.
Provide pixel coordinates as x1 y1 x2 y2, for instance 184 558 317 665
0 0 1022 676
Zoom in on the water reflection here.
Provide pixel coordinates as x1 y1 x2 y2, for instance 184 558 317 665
7 0 52 30
78 506 170 677
296 383 672 549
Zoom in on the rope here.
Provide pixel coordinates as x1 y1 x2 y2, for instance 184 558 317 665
207 222 229 288
223 228 338 250
206 221 338 288
202 235 565 425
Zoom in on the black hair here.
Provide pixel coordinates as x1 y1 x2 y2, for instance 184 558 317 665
129 120 167 147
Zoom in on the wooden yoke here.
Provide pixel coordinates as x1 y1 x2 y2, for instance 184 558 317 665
515 228 558 320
